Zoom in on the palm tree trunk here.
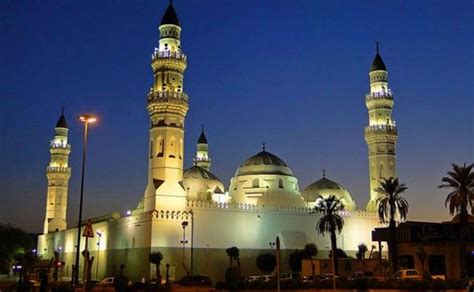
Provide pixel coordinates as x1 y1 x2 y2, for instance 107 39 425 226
330 229 339 276
459 208 468 278
389 219 398 274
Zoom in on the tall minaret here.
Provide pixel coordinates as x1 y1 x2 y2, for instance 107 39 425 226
144 1 189 211
364 44 398 211
43 109 71 233
193 126 211 171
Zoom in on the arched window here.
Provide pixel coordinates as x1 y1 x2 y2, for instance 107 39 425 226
252 179 259 188
278 179 284 189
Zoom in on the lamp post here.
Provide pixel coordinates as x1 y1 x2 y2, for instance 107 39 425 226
269 242 275 249
180 221 189 275
73 114 97 285
96 231 102 280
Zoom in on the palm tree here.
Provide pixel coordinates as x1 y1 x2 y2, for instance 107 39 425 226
376 177 408 274
313 195 344 276
149 252 163 283
375 177 408 273
439 163 474 278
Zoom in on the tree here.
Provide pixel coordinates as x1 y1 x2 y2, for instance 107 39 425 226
376 177 408 274
356 243 368 273
149 252 163 283
226 246 240 267
439 163 474 278
314 195 345 276
288 250 303 275
303 243 318 279
256 253 276 274
225 247 241 292
0 224 35 274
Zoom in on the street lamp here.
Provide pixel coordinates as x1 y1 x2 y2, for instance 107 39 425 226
180 221 189 274
74 114 97 285
269 242 275 249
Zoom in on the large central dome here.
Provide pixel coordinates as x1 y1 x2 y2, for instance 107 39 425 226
235 151 294 176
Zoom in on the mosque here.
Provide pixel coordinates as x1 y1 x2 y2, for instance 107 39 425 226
37 2 399 281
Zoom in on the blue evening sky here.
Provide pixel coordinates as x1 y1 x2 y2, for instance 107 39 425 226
0 0 472 232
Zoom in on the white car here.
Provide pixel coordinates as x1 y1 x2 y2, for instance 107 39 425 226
99 277 114 285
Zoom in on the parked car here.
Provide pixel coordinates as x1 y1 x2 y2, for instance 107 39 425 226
175 275 212 287
391 269 422 280
260 275 274 282
244 276 261 283
301 275 326 282
348 271 375 280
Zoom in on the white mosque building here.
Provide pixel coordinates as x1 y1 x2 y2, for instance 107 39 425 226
38 2 399 281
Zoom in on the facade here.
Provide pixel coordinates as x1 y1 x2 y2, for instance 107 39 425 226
372 217 474 279
37 2 399 282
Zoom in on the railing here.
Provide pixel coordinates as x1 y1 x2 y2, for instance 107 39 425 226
46 166 71 173
147 90 188 102
365 124 397 133
152 49 187 61
366 90 393 100
50 142 70 149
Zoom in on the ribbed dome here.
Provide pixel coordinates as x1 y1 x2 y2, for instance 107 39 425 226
56 114 68 128
301 176 356 210
184 165 221 182
235 151 293 176
183 166 225 201
370 52 386 72
160 2 180 26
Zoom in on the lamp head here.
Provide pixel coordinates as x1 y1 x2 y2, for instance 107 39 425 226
79 114 97 123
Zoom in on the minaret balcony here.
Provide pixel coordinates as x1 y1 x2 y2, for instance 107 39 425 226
46 166 71 173
365 124 398 135
366 91 393 100
152 49 187 61
50 143 71 150
147 90 188 103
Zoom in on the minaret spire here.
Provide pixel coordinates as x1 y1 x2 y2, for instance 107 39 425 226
194 126 211 171
43 112 71 233
364 46 398 211
376 41 379 53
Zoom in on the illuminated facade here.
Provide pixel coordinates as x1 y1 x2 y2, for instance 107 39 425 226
43 110 71 234
38 2 389 282
364 45 398 211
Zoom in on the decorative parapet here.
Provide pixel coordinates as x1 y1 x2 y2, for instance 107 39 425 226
150 209 193 220
184 201 378 218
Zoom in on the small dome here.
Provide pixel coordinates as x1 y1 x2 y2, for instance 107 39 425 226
56 113 68 128
161 2 180 26
183 166 224 201
235 151 293 176
301 176 356 210
370 52 386 72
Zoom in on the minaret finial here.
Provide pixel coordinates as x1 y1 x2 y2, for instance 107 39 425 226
61 106 64 115
262 141 266 151
201 124 204 133
322 168 326 178
376 42 380 53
